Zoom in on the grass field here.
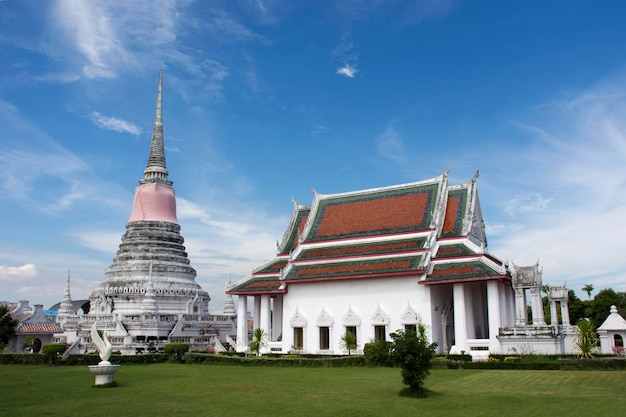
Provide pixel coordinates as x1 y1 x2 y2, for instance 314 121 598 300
1 364 624 417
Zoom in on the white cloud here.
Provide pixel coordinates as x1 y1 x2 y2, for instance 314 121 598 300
336 64 357 78
89 112 141 135
0 264 38 280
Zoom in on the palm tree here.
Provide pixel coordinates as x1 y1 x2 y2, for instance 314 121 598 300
339 331 357 355
582 284 594 300
248 328 268 356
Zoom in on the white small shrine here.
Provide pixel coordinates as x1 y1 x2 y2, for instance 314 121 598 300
597 305 626 355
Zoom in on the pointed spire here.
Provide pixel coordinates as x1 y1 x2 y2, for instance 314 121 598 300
140 69 173 187
58 270 74 316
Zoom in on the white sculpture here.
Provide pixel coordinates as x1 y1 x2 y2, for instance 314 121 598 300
91 322 113 364
88 322 119 386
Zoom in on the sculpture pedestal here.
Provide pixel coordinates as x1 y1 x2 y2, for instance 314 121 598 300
88 362 120 386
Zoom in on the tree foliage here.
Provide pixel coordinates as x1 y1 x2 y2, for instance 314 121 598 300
164 343 190 360
41 343 67 365
0 305 18 349
363 339 393 366
390 324 437 391
588 289 626 327
582 284 594 300
248 328 268 356
339 331 357 355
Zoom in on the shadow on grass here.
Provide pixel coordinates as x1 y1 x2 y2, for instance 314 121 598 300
398 387 439 398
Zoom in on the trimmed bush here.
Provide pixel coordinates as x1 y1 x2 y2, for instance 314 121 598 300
363 340 393 367
41 344 67 365
164 343 189 361
446 354 473 362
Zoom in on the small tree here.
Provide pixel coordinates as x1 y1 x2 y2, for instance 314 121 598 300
41 343 67 365
0 304 17 350
164 343 189 361
390 324 437 392
339 331 357 355
363 340 393 366
575 318 598 358
248 328 268 356
582 284 594 300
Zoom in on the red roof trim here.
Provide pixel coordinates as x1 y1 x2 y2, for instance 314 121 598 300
284 269 425 284
227 289 287 295
419 275 510 285
291 250 428 265
297 229 434 247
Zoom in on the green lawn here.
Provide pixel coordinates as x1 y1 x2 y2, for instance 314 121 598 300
1 364 624 417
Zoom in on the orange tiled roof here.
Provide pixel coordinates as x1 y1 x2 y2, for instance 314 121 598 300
441 188 468 238
285 255 424 281
227 276 284 294
304 182 440 242
278 207 310 255
16 322 62 334
425 259 505 284
298 238 427 261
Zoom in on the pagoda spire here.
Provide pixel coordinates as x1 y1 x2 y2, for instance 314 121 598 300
140 69 172 187
58 270 74 316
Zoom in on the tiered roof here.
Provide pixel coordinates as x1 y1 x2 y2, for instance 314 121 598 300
15 305 62 335
228 170 509 295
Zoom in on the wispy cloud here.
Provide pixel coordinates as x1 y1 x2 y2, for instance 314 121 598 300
89 112 141 135
376 125 407 165
488 73 626 293
503 192 551 216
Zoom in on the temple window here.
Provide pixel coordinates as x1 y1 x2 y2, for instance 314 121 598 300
614 334 624 348
319 327 330 350
374 325 386 341
293 327 303 350
404 324 417 333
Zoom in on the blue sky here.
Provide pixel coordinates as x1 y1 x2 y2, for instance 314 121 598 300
1 0 625 310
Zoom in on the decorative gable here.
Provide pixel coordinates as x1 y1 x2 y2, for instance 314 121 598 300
290 308 308 328
371 304 390 325
400 303 421 324
316 308 334 327
342 306 361 326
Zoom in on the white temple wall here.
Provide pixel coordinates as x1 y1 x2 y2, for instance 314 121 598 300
280 275 430 354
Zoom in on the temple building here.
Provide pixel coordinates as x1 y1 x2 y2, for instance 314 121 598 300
228 170 576 357
54 71 235 354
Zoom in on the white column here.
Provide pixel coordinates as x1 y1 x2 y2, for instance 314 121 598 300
453 283 468 353
272 295 283 342
236 296 248 352
530 288 546 325
549 301 559 326
253 296 261 330
487 281 502 351
560 301 571 326
259 295 271 353
515 289 527 326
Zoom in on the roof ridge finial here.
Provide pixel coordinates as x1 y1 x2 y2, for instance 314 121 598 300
140 69 172 187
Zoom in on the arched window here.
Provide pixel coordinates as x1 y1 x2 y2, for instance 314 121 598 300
614 334 624 348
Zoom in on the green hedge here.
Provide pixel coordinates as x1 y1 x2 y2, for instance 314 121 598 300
0 353 48 365
560 358 626 370
185 353 366 367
